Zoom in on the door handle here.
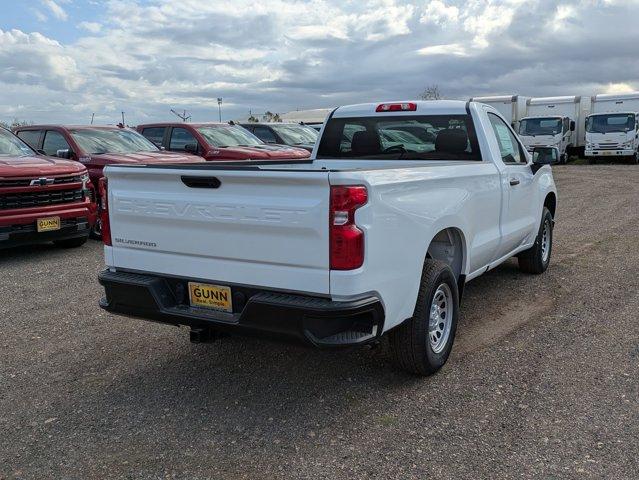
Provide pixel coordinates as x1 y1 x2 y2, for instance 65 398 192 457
509 179 520 186
181 176 221 188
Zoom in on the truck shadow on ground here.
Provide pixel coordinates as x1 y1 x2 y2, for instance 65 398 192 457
60 259 558 445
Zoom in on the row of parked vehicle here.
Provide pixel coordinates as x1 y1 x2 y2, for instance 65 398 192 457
470 91 639 164
0 121 319 250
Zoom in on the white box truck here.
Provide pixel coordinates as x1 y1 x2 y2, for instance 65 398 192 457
469 95 529 128
585 92 639 164
517 96 585 163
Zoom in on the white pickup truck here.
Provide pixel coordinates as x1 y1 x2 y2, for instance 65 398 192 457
98 100 558 375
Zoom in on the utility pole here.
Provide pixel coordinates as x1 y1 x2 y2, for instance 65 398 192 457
217 98 223 122
121 111 125 126
170 109 191 122
90 113 95 125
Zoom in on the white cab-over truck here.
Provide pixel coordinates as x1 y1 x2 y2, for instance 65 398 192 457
518 96 584 163
98 101 558 375
585 92 639 164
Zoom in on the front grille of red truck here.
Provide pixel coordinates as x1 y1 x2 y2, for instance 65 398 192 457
0 187 85 210
0 174 83 188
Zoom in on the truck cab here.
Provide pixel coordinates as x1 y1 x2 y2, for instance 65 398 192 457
585 112 639 163
518 115 575 163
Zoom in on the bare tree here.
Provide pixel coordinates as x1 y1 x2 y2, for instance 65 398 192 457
419 85 442 100
1 118 33 130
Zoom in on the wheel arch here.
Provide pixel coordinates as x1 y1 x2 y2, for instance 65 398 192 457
424 226 467 281
544 192 557 218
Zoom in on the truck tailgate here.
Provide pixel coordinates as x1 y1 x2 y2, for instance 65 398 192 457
105 166 331 294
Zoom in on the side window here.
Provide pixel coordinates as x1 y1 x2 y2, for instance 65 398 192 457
42 130 71 156
488 113 524 164
252 126 277 143
141 127 166 147
16 130 42 150
563 117 569 133
169 128 197 151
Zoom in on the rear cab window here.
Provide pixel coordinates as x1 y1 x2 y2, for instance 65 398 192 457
16 130 42 150
316 115 481 160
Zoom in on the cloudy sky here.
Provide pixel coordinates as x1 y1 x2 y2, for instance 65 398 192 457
1 0 637 125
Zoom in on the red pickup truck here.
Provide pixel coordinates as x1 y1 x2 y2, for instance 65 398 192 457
0 127 95 249
14 125 204 236
136 122 310 161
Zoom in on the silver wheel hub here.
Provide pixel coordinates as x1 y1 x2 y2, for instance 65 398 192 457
428 283 453 354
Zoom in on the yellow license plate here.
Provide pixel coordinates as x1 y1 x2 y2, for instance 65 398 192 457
37 216 61 232
188 282 232 312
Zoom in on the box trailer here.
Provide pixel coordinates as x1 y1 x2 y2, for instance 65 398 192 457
585 92 639 163
468 95 529 128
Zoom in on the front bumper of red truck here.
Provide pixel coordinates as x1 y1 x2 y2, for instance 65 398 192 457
0 198 96 249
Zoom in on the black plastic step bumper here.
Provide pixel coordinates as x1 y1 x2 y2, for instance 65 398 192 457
0 217 90 249
98 270 384 347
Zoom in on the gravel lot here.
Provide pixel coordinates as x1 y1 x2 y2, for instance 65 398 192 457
1 165 638 480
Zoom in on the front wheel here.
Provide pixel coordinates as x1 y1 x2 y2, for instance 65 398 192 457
518 207 553 274
388 259 459 376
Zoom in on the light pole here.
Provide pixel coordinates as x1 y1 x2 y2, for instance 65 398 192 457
217 98 223 122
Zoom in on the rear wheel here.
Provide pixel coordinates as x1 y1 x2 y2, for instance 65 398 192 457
518 207 553 274
54 235 88 249
388 259 459 376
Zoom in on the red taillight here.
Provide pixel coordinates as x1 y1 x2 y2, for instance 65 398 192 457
330 185 367 270
375 102 417 112
98 177 111 246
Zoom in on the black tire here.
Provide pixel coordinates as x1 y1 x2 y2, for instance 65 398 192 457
388 259 459 376
518 207 553 274
588 157 596 165
90 217 102 240
54 235 88 249
560 153 567 164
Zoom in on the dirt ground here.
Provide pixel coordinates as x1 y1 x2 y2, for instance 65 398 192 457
1 165 638 479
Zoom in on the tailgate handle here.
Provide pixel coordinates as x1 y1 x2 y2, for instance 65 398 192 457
181 176 221 189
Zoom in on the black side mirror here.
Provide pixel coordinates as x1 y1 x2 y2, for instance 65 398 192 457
36 149 47 155
570 120 576 132
532 146 559 173
184 143 198 154
56 148 73 159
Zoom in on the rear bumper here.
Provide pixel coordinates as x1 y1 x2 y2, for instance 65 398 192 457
98 270 384 347
0 216 91 249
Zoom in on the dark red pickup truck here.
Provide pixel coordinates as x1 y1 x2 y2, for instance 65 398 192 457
136 122 310 161
0 127 95 249
14 125 204 236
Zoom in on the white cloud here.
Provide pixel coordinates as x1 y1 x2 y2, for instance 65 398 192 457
417 43 468 56
78 21 102 33
40 0 68 21
420 1 460 25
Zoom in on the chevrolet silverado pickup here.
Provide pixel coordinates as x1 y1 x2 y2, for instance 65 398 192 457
0 127 95 249
14 125 204 236
136 122 311 161
98 100 558 375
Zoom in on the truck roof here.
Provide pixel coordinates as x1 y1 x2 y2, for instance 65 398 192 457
592 92 639 102
332 100 469 118
527 96 580 105
16 124 127 131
